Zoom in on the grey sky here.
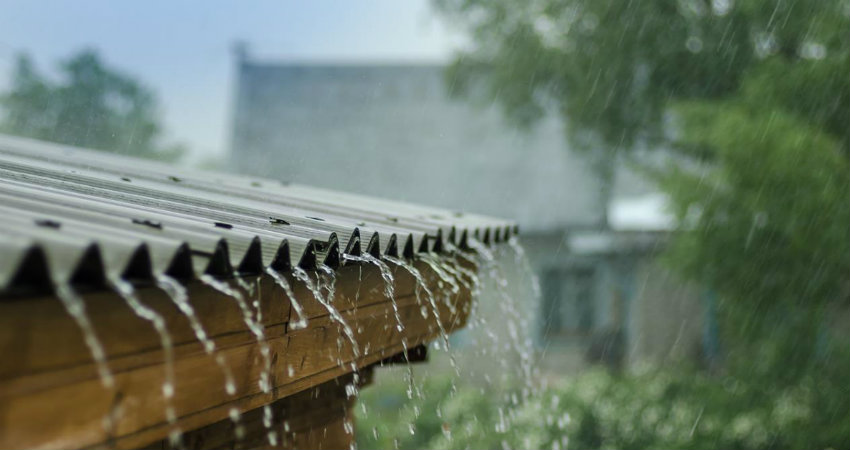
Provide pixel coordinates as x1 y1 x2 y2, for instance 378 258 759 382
0 0 463 161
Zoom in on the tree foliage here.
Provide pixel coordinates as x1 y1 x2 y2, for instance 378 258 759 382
435 0 849 152
435 0 850 376
1 49 183 161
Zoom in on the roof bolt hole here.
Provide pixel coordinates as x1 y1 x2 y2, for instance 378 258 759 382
132 218 163 229
35 219 61 229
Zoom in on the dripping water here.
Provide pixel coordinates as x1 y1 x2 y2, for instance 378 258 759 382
507 236 541 302
233 275 255 299
200 274 275 444
474 238 532 354
384 256 459 376
346 253 425 400
419 253 461 295
443 242 482 297
264 402 278 446
343 254 403 332
108 276 180 441
245 273 279 447
55 282 114 388
230 406 245 440
316 265 345 364
155 274 236 395
292 266 360 369
317 264 337 310
315 264 365 404
383 255 430 320
265 267 309 330
468 237 539 432
505 236 544 398
199 275 273 392
292 267 360 365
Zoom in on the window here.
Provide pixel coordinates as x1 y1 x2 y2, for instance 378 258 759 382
540 266 596 341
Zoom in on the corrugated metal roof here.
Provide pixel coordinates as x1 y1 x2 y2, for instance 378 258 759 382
0 134 516 297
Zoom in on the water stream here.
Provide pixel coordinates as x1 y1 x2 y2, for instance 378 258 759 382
419 254 461 296
384 255 459 376
48 232 541 449
199 274 276 445
292 266 360 370
199 275 273 391
342 254 404 332
54 282 114 388
507 236 541 302
155 274 237 395
444 242 483 296
316 263 364 442
467 237 540 435
108 276 180 442
265 267 309 330
344 254 423 401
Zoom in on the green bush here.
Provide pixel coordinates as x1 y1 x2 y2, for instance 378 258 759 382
357 358 849 450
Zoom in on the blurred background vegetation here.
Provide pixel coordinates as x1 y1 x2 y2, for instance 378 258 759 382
1 0 846 448
358 362 849 449
0 49 184 161
356 0 849 448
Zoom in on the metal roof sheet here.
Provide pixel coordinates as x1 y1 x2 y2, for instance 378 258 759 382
0 134 516 297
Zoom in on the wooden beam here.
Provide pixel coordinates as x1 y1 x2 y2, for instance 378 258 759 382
0 259 475 449
144 371 370 450
379 344 429 365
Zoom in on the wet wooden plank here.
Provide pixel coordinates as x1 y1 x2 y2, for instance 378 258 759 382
0 259 475 449
144 372 366 450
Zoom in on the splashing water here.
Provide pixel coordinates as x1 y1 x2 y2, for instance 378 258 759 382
317 264 338 309
240 274 279 447
507 236 541 302
265 267 309 330
468 237 539 417
155 274 236 395
384 255 459 376
343 253 421 399
292 266 360 368
444 242 483 297
355 237 544 448
200 274 276 443
343 254 404 332
55 283 114 388
419 253 461 295
384 255 432 319
443 243 486 338
200 275 273 391
316 265 366 402
109 276 180 437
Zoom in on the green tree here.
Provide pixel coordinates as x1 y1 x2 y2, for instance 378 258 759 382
434 0 849 378
435 0 848 151
1 49 184 161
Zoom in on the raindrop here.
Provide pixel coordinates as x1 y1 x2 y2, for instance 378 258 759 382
686 36 704 53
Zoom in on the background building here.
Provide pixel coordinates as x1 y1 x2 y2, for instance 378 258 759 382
228 49 709 375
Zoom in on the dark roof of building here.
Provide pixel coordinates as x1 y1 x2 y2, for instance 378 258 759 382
0 134 514 297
